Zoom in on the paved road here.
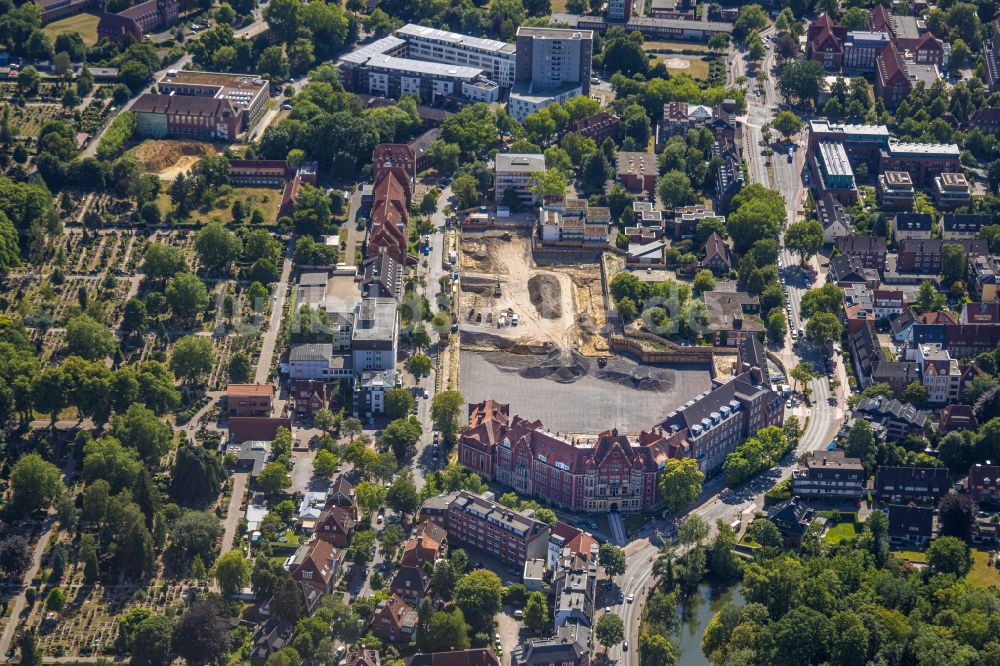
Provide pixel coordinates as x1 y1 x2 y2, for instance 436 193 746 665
219 472 249 555
0 519 57 662
612 37 846 666
254 242 294 384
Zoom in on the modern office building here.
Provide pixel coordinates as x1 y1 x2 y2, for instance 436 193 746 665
350 298 399 375
933 172 971 210
509 27 593 121
810 141 858 204
495 153 546 206
879 141 961 185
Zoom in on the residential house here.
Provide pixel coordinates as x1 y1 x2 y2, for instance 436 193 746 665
939 404 978 432
289 539 340 597
854 396 930 440
888 504 934 545
250 619 294 662
703 290 762 347
791 450 865 502
372 595 417 643
896 238 989 274
836 235 887 272
616 152 659 195
314 506 357 548
961 302 1000 324
871 361 922 397
829 254 879 288
968 463 1000 504
817 193 852 244
232 440 270 477
701 232 732 273
879 141 962 186
362 251 404 300
969 107 1000 133
942 213 992 240
513 623 590 666
355 369 397 420
765 498 816 550
848 321 881 386
877 170 916 210
401 522 447 567
327 476 357 509
291 380 333 417
933 172 972 210
875 466 949 503
919 348 961 404
671 205 721 241
408 650 501 666
873 289 904 320
345 650 382 666
552 550 597 629
390 565 431 601
842 284 876 335
351 298 399 375
892 213 932 242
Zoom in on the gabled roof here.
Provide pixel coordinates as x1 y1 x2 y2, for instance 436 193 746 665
888 504 933 538
407 649 500 666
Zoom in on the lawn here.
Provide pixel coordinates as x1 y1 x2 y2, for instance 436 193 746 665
41 12 101 45
156 186 284 225
658 56 709 80
644 40 711 53
823 521 860 544
967 549 1000 588
895 549 928 563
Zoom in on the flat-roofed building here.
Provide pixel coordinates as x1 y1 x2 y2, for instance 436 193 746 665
877 170 915 210
496 153 546 205
616 151 658 194
810 141 857 204
879 141 961 185
792 450 865 501
933 172 971 210
157 70 269 129
395 24 516 87
510 26 593 121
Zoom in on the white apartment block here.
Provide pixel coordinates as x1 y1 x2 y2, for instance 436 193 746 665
496 153 546 206
395 24 517 88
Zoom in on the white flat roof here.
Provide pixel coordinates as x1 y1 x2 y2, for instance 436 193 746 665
338 35 406 65
887 141 960 157
366 54 484 79
396 24 516 55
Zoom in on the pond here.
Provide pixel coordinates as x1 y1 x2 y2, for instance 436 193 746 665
674 583 745 665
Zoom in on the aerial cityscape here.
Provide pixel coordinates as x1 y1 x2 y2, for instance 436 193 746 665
0 0 999 663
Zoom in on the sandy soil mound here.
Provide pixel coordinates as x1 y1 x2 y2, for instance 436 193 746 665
528 274 563 319
132 140 217 175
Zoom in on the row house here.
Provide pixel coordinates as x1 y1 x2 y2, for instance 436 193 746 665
791 450 865 502
960 302 1000 325
896 238 989 274
835 235 887 272
625 201 665 243
818 193 852 244
888 504 934 545
419 490 551 566
892 212 932 243
942 213 992 240
873 289 904 320
875 466 949 504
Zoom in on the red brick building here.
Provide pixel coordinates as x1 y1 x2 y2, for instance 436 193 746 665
367 147 413 265
291 380 333 416
835 235 888 272
226 384 274 417
896 238 988 273
566 112 622 144
968 464 1000 504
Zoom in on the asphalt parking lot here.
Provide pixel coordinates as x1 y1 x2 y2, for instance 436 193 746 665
460 352 713 433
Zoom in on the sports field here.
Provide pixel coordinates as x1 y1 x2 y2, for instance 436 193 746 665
42 12 101 45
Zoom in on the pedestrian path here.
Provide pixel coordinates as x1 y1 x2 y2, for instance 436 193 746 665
608 512 627 546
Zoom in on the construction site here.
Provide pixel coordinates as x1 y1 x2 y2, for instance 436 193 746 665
457 229 712 433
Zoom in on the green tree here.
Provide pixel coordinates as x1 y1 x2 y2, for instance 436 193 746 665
523 591 549 634
902 381 929 408
385 388 416 420
195 221 243 273
130 615 173 666
406 353 433 379
941 243 968 284
169 336 214 383
746 30 765 61
354 481 387 515
142 243 187 281
65 314 116 360
927 535 971 575
454 569 502 633
387 472 420 515
258 462 291 494
789 362 815 392
215 549 250 595
595 614 625 650
425 607 470 652
692 269 715 295
771 110 804 139
599 543 626 577
799 283 842 317
165 273 209 322
431 390 464 443
451 174 479 209
658 458 704 513
10 453 63 516
530 169 568 200
45 588 65 612
171 601 231 666
171 445 225 504
112 403 172 464
657 170 696 208
784 220 823 262
170 511 222 561
805 311 841 345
